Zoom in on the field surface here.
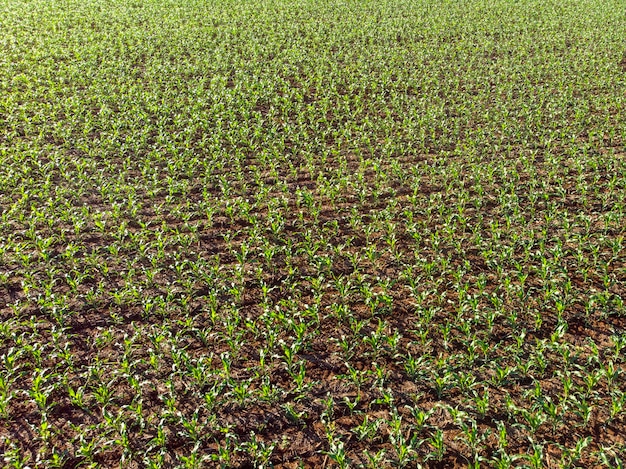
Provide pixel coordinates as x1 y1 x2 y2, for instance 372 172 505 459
1 0 625 467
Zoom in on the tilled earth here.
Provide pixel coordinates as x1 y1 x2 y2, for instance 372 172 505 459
1 0 625 467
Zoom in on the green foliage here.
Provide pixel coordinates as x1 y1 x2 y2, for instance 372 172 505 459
0 0 625 466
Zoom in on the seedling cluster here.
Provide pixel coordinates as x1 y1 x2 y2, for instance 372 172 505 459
1 0 625 467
